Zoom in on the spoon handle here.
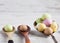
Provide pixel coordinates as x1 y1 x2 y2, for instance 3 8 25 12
25 36 31 43
8 40 14 43
51 34 58 43
8 35 14 43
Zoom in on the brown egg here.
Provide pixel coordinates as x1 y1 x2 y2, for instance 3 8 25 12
19 25 28 31
44 27 53 35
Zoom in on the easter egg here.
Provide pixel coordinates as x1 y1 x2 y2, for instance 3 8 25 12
36 18 43 24
41 13 51 20
36 23 46 32
44 27 53 35
4 24 13 32
51 21 58 32
43 19 52 27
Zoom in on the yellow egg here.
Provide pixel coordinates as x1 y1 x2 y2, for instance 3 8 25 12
36 23 46 32
51 22 58 32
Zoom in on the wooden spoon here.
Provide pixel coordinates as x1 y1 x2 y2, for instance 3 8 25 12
17 25 31 43
3 27 15 43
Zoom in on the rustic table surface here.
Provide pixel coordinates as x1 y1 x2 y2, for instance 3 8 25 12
0 0 60 43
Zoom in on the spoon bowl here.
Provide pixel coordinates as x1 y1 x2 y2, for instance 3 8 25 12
33 21 58 43
17 25 31 43
3 26 15 43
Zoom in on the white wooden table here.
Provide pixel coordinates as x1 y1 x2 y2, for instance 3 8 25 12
0 0 60 43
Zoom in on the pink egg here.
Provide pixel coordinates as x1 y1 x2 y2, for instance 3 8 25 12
43 19 52 27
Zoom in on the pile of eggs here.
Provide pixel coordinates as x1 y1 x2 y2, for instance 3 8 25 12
35 13 58 35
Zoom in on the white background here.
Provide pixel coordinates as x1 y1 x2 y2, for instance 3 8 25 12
0 0 60 43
